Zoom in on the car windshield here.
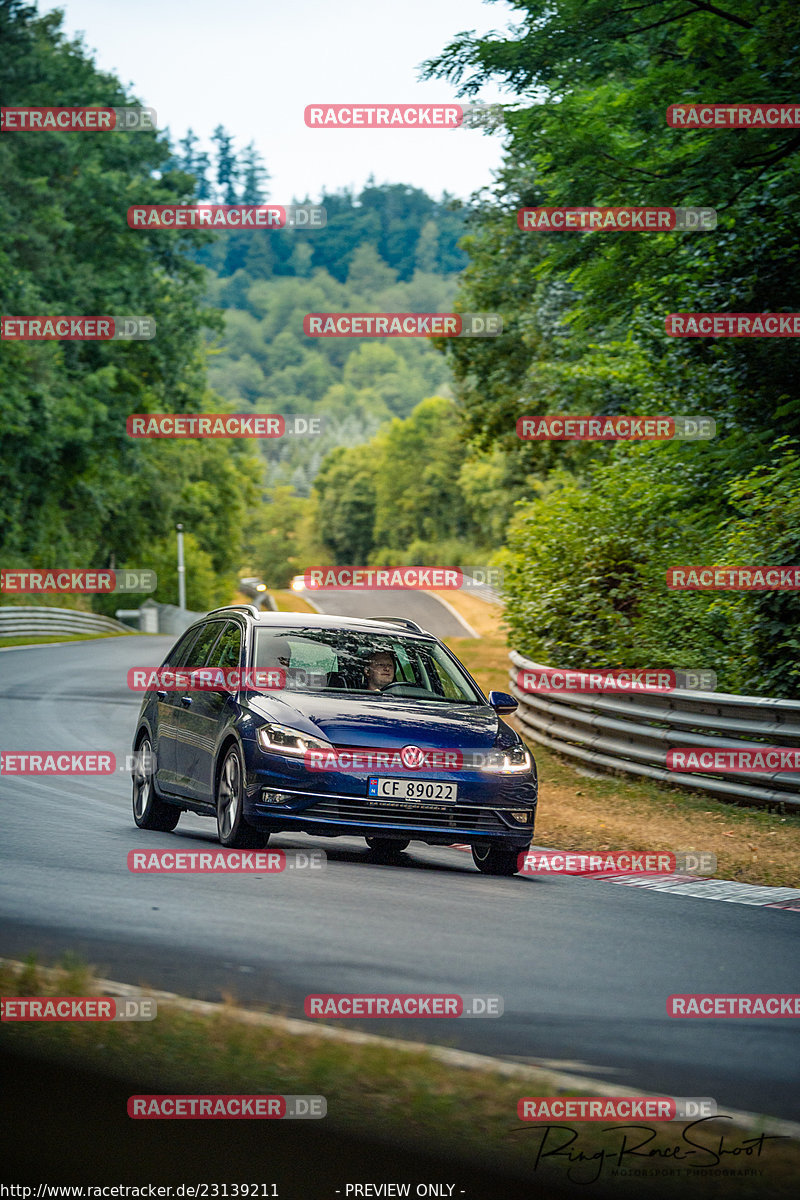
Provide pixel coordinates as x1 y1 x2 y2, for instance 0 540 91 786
252 626 483 704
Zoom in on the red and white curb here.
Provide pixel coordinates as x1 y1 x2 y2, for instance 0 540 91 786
452 845 800 910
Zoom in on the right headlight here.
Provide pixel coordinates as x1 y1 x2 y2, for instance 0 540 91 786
479 743 532 775
256 722 332 756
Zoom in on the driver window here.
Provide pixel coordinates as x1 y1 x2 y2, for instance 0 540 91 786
162 628 200 670
430 657 461 699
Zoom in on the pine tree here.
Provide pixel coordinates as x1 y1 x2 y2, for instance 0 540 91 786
239 141 270 204
193 149 213 200
211 125 239 204
178 128 198 174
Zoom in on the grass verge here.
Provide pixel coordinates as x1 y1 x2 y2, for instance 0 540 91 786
268 588 318 613
1 957 797 1199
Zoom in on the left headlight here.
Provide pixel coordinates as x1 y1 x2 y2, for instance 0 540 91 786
479 743 532 775
257 722 332 756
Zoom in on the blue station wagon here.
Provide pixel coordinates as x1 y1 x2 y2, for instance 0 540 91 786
131 606 537 876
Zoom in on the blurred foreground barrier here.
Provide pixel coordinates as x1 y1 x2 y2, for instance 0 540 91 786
0 605 133 638
509 649 800 809
152 601 204 635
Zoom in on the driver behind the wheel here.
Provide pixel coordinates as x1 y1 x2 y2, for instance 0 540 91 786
365 651 395 691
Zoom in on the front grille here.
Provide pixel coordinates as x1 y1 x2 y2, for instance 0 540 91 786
297 796 514 832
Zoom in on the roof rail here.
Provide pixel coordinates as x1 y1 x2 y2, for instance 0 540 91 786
205 604 262 619
368 616 426 634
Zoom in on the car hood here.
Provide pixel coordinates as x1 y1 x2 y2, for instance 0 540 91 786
244 690 502 749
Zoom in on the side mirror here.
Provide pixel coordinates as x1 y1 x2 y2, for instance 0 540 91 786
488 690 517 715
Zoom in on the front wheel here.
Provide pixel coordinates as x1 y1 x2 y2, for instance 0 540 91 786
471 844 522 877
216 745 270 849
132 738 180 831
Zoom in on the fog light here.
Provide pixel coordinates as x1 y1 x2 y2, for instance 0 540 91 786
262 790 291 805
511 810 531 823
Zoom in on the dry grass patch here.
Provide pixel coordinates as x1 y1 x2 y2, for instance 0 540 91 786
268 589 318 613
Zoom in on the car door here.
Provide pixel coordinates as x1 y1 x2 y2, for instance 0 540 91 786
173 619 243 802
152 624 204 796
168 620 228 800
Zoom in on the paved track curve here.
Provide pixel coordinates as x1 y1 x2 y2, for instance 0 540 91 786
0 631 798 1122
296 586 475 637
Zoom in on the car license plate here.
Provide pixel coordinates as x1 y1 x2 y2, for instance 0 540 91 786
368 777 457 802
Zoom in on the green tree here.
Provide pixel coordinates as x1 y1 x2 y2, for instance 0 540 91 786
312 445 377 564
424 0 800 469
716 440 800 697
500 447 721 674
0 1 258 608
245 485 314 588
239 141 270 204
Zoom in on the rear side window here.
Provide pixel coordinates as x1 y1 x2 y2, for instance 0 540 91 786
183 622 226 669
209 622 243 670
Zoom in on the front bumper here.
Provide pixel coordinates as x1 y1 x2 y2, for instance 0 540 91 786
245 780 537 850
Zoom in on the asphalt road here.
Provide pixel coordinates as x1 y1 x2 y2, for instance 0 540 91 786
297 585 475 637
1 633 798 1123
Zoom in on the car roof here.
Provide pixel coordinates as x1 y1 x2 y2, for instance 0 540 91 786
201 606 438 640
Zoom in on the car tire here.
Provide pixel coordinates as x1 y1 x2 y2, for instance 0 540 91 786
216 744 270 849
471 844 522 877
365 836 410 857
132 737 181 831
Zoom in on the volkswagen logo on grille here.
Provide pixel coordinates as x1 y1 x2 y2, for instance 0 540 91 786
400 744 425 770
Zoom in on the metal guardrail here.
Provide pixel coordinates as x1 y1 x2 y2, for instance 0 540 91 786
464 580 503 605
509 649 800 809
0 605 133 638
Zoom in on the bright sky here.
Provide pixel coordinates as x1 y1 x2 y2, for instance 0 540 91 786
37 0 523 203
